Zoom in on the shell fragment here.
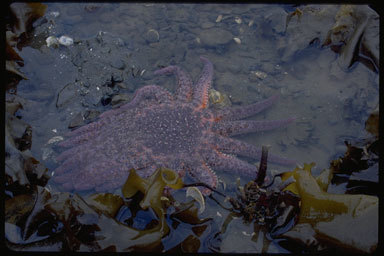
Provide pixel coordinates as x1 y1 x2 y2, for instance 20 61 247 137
46 35 74 47
186 187 205 214
58 36 74 46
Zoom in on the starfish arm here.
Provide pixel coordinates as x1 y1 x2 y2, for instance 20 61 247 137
72 169 100 191
188 163 219 195
58 129 101 147
212 117 296 136
52 171 73 185
54 150 132 192
154 65 194 102
53 159 76 176
203 149 259 178
99 85 173 119
213 94 280 121
193 56 213 109
94 168 130 192
211 135 296 166
61 182 74 191
65 119 105 137
56 144 84 163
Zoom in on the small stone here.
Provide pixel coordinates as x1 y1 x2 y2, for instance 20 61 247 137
84 4 101 13
110 59 125 70
234 17 242 24
58 36 74 46
111 94 131 106
100 95 112 106
144 29 160 44
209 89 231 108
46 36 59 47
111 72 123 82
199 28 233 46
233 37 241 44
49 11 60 18
117 83 128 89
249 70 268 82
83 109 101 121
68 113 84 129
56 83 77 108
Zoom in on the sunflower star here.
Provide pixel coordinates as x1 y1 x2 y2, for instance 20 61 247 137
52 57 295 193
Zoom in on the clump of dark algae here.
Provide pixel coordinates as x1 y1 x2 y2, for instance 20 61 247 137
5 166 220 252
330 104 379 196
208 137 378 253
213 146 301 253
5 3 47 92
5 2 50 198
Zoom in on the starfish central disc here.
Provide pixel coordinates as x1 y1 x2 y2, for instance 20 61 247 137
140 104 204 155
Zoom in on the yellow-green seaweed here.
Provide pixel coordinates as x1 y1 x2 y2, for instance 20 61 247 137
119 167 184 248
281 163 378 252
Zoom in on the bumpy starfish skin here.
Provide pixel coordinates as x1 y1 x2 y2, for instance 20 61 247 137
53 56 295 193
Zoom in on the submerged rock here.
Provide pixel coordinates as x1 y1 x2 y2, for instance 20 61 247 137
144 29 160 44
198 27 233 47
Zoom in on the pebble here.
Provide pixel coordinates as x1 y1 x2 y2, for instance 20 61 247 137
83 109 101 121
68 112 84 129
56 83 77 108
46 36 59 47
209 89 231 108
111 72 124 82
47 35 74 47
110 59 125 70
249 70 268 82
49 11 60 18
234 17 242 24
199 28 233 46
144 29 160 43
111 94 131 106
233 37 241 44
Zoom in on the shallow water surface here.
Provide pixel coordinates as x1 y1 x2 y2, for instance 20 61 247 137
10 3 379 253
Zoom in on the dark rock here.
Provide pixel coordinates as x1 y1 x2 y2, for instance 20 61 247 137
111 72 123 83
110 59 125 70
111 93 131 106
100 95 112 106
68 112 84 129
56 83 78 108
84 109 101 121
